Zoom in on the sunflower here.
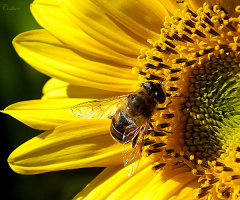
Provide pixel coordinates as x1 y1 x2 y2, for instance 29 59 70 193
4 0 240 199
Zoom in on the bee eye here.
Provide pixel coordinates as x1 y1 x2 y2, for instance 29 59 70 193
154 90 166 103
142 81 166 104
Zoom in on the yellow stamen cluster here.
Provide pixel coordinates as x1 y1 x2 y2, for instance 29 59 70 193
136 2 240 199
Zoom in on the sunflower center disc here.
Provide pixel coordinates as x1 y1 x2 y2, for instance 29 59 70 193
135 2 240 199
183 53 240 163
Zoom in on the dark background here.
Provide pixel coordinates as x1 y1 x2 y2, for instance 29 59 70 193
1 1 103 199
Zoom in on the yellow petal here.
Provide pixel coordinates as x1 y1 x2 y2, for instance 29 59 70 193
168 178 200 200
91 0 169 40
74 160 198 200
3 98 87 130
13 29 138 92
31 0 141 65
141 171 197 200
42 78 129 100
60 0 149 55
188 0 210 11
159 0 186 15
73 158 153 200
8 120 123 175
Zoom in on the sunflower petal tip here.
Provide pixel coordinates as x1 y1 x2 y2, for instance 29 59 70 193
8 160 38 175
7 153 28 175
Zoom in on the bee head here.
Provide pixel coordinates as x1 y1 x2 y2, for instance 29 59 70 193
142 81 166 104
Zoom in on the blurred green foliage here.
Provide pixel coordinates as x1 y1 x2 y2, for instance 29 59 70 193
1 1 103 199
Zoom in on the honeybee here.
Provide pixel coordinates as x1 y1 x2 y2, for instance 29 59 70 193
71 81 166 176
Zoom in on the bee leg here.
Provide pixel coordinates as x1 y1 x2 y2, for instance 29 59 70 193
132 133 139 148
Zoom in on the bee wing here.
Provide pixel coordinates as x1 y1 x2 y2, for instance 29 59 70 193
122 118 150 176
71 95 129 119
